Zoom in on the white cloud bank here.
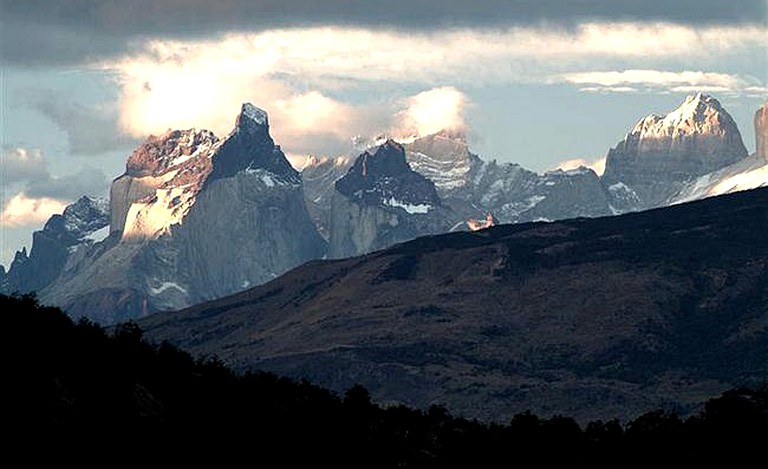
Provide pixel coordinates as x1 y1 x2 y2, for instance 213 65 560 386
0 193 67 228
101 22 766 155
561 69 767 96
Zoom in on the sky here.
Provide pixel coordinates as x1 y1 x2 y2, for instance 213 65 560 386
1 1 767 266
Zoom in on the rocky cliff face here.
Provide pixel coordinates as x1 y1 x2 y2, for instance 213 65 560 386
38 104 325 323
301 155 353 240
756 100 768 162
405 130 480 198
464 162 612 223
602 93 748 208
111 129 219 238
111 129 220 240
4 196 110 295
651 99 768 206
330 140 451 258
402 130 612 225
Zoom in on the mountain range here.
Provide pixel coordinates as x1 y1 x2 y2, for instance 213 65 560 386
2 94 767 324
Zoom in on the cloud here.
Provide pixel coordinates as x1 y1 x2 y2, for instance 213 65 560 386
112 52 380 156
1 148 48 184
108 24 766 85
554 157 607 176
3 1 764 65
103 23 765 156
396 87 468 137
24 93 138 155
0 193 68 228
0 147 108 201
26 167 107 200
561 69 767 96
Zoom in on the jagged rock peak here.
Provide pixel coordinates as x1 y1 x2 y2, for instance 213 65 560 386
756 100 768 162
405 129 477 195
206 102 299 185
631 93 737 139
44 196 110 239
14 247 28 262
356 139 412 177
235 102 269 133
126 128 219 178
602 93 748 208
335 139 440 208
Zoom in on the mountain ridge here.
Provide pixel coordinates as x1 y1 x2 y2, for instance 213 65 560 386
4 93 768 324
11 103 325 324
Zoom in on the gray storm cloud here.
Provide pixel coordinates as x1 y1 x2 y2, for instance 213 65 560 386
24 94 138 156
1 0 765 65
1 147 108 200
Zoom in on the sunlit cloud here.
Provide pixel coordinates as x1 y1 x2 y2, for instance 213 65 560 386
396 87 468 138
102 22 765 155
0 193 68 228
1 147 108 201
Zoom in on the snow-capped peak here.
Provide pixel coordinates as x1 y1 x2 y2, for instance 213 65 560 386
661 93 720 126
629 93 734 140
240 102 269 127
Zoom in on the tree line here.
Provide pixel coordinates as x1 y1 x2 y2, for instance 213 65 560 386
2 293 765 465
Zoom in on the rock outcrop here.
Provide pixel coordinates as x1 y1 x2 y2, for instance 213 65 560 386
405 130 480 198
110 129 219 237
329 140 451 258
301 155 353 240
4 196 109 294
39 103 325 323
602 93 748 208
756 100 768 162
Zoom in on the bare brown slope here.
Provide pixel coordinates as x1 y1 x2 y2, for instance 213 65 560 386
141 188 768 422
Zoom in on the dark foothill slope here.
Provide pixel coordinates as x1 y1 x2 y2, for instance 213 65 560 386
142 187 768 423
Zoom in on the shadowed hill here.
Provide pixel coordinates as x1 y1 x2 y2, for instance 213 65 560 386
141 187 768 422
4 294 767 465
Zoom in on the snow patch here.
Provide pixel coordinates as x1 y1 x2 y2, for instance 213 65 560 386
149 282 188 296
122 184 197 241
563 167 591 176
609 182 633 193
243 167 286 188
383 197 432 214
670 154 768 204
85 225 110 242
261 174 275 187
